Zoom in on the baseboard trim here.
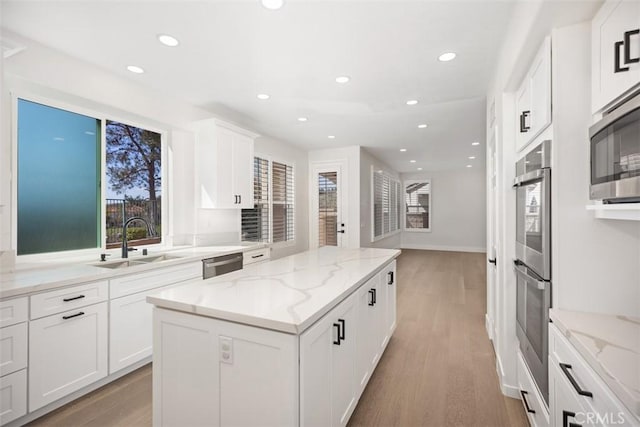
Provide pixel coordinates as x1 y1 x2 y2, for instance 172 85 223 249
485 313 494 342
400 243 487 253
494 353 520 399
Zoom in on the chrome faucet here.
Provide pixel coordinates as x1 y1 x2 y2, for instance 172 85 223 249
121 217 152 259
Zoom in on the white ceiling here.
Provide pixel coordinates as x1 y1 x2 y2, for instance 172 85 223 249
1 0 518 172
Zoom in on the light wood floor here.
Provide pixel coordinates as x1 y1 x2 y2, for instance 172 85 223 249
28 249 526 427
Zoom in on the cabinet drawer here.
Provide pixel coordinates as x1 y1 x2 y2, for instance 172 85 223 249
0 297 28 328
0 369 27 425
243 248 270 266
0 323 27 377
30 281 108 320
549 324 638 426
110 262 201 298
517 350 549 427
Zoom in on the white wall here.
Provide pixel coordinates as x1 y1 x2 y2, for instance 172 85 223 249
308 146 361 249
254 136 309 259
359 148 401 249
400 169 486 252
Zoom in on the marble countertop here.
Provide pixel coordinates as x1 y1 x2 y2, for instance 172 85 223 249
550 309 640 420
148 246 401 335
0 242 266 299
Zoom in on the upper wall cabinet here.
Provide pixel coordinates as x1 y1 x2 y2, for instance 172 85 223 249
193 119 257 209
592 0 640 114
515 37 552 152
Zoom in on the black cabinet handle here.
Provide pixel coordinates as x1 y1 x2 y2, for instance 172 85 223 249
238 195 241 204
63 295 85 302
519 112 525 133
62 311 85 320
368 289 375 306
338 318 345 341
624 29 639 65
251 254 264 259
615 40 630 73
337 230 345 234
563 410 582 427
333 323 341 345
488 258 497 265
372 288 376 304
560 363 593 397
522 110 530 131
520 390 535 414
388 271 394 285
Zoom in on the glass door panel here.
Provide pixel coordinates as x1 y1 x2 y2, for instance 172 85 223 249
318 172 338 247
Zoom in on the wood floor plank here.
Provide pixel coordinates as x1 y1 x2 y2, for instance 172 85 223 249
27 249 526 427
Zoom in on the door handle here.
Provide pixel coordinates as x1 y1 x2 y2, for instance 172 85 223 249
559 363 593 397
488 258 497 266
333 323 341 345
337 230 345 234
520 390 535 414
562 410 582 427
522 110 530 131
238 195 241 204
615 40 630 73
63 295 85 302
387 271 394 285
338 319 345 341
62 311 85 320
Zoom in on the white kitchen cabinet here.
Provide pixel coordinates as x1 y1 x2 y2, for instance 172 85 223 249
29 302 108 411
517 350 550 427
193 119 256 209
0 369 27 425
592 0 640 113
0 322 27 377
0 297 28 328
515 37 552 152
301 291 358 427
30 280 108 320
109 261 201 299
355 276 380 395
549 324 639 427
153 307 298 427
380 259 397 348
243 247 271 266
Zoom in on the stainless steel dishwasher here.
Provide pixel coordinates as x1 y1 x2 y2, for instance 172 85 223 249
202 252 243 279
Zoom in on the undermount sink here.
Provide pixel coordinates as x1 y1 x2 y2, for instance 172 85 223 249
93 260 147 269
92 254 182 269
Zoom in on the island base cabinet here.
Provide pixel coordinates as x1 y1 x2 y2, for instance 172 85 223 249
152 307 298 427
355 276 381 395
301 292 358 427
28 302 108 411
0 369 27 425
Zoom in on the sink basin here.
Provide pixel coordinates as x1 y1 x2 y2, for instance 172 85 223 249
135 254 182 263
93 260 146 269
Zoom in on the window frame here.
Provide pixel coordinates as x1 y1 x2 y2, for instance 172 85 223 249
371 167 401 242
11 91 168 261
403 179 432 233
243 153 296 249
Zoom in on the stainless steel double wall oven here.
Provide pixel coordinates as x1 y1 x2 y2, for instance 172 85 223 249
513 140 552 405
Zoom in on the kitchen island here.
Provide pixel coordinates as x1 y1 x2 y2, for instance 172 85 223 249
147 246 400 427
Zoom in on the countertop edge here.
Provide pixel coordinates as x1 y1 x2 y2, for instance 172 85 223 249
549 309 640 421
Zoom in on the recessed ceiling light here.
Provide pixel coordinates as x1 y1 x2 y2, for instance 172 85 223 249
399 148 407 152
466 164 472 168
84 131 95 135
157 34 179 47
127 65 144 74
417 167 423 171
257 94 270 100
468 156 476 160
438 52 456 62
406 100 419 106
53 137 64 141
335 76 350 84
410 160 417 163
536 150 543 154
328 135 336 139
297 117 308 122
472 141 480 146
261 0 284 10
418 124 428 129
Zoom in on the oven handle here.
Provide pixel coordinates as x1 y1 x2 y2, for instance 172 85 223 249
203 255 243 268
513 168 547 187
513 259 549 290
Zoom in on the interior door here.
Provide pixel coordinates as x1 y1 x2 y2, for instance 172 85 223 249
311 163 346 248
486 126 498 342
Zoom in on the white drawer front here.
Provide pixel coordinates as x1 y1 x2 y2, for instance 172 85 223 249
549 325 639 426
243 248 270 266
0 297 28 328
30 281 108 320
517 350 550 427
0 322 28 377
110 262 201 299
0 369 27 425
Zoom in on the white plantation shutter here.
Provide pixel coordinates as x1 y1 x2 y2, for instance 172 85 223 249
389 179 397 232
241 157 269 242
396 181 402 230
383 175 390 234
373 171 383 238
272 161 295 243
372 170 400 240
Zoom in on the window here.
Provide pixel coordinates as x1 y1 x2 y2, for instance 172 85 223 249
372 169 401 241
405 180 431 231
16 98 163 256
242 157 295 244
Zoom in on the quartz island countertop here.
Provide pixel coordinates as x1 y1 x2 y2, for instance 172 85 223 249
0 242 266 299
550 308 640 420
147 246 401 334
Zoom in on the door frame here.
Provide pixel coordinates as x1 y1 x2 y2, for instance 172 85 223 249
309 160 348 249
486 125 499 344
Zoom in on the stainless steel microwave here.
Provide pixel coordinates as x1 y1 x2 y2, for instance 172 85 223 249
590 93 640 203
